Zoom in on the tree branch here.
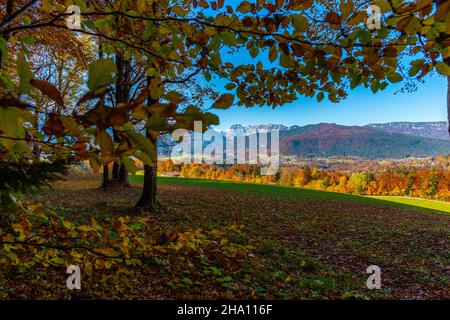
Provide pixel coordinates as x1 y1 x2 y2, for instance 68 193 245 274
0 0 38 30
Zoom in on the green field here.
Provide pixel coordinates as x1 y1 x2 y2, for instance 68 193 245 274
368 196 450 214
130 176 450 215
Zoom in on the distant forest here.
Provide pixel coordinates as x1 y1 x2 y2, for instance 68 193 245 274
155 159 450 201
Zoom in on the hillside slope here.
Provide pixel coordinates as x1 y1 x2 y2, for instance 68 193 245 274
367 121 449 140
279 123 450 159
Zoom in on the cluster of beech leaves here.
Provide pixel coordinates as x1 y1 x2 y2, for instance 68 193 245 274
0 0 449 173
0 200 253 298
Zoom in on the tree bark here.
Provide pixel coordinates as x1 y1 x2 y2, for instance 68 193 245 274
102 165 109 190
112 161 120 180
136 77 158 209
98 38 111 189
135 137 158 209
110 50 130 186
112 131 120 180
118 164 129 186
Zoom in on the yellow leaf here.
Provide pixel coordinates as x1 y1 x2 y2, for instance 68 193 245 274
96 130 114 164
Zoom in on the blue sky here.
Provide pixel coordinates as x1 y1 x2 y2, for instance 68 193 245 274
200 4 448 131
211 73 447 130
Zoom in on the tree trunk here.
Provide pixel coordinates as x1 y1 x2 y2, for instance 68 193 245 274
136 164 158 209
111 51 131 186
118 164 129 186
112 130 120 180
112 162 120 180
136 78 158 209
136 135 158 209
102 165 109 189
99 38 112 190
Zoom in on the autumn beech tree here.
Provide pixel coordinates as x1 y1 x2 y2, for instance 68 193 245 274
0 0 449 209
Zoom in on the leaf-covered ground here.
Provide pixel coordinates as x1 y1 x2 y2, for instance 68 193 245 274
30 174 450 299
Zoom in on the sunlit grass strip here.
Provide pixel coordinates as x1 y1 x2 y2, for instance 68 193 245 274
368 196 450 214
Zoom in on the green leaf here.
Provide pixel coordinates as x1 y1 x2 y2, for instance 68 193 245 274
132 106 148 120
221 32 238 46
30 79 64 107
209 36 221 51
0 107 25 148
391 0 403 8
120 155 138 174
127 131 156 160
16 52 33 95
146 112 168 131
212 94 234 109
316 92 324 102
279 53 291 68
22 15 32 25
436 62 450 76
135 150 153 165
164 91 183 103
89 154 102 173
404 17 422 35
173 5 185 16
0 70 14 91
370 81 379 93
6 251 18 261
236 1 252 13
94 19 109 29
210 53 221 68
96 130 114 163
82 20 96 31
269 46 278 63
147 68 157 77
204 71 212 82
340 0 354 18
291 14 308 33
60 116 82 137
181 277 193 286
0 37 8 63
225 83 237 90
387 72 403 83
87 59 117 94
249 46 259 58
203 112 220 126
22 35 35 46
411 59 425 67
371 0 392 13
409 66 419 77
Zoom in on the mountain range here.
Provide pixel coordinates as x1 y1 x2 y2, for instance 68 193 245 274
158 121 450 159
278 123 450 159
366 121 449 141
